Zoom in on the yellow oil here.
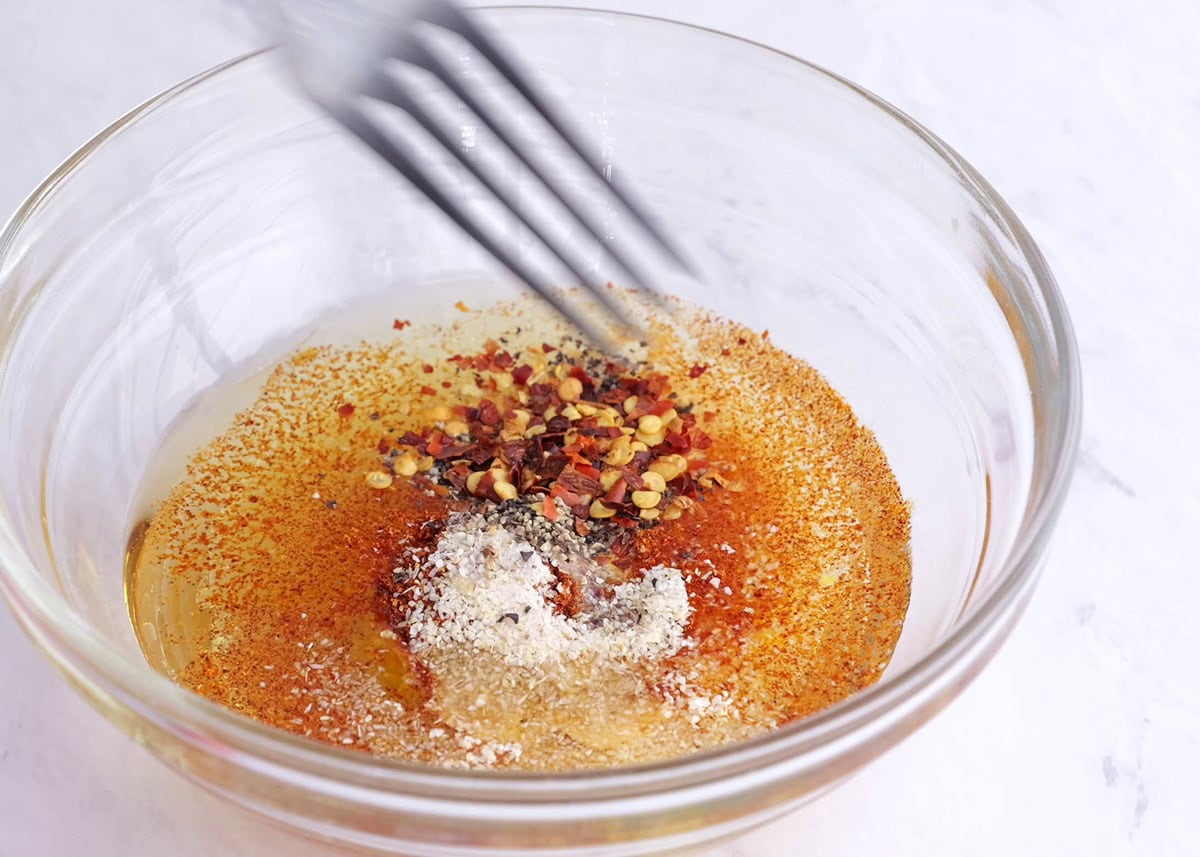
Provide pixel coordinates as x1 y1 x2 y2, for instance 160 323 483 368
124 294 911 769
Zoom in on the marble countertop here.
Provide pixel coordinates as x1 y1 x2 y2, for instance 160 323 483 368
1 1 1195 854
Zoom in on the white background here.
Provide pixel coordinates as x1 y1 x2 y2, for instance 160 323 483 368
1 1 1196 854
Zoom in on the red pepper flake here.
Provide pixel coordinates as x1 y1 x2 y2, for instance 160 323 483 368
381 343 724 529
337 403 355 418
609 531 634 559
577 425 622 438
441 380 452 389
541 342 557 353
549 483 581 508
666 432 690 451
422 364 434 374
557 467 601 496
575 462 601 481
648 398 676 417
392 319 411 331
645 374 671 398
688 363 709 378
444 463 471 491
702 410 718 422
477 399 501 426
419 385 436 396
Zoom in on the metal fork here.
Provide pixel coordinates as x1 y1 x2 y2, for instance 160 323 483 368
273 0 691 346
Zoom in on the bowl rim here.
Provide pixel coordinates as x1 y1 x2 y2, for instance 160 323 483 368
0 4 1081 806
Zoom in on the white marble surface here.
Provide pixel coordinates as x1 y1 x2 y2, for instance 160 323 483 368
1 0 1196 854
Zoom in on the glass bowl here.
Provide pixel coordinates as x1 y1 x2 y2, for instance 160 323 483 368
0 7 1080 855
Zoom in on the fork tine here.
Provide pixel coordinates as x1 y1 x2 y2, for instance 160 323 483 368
333 102 617 350
424 3 697 278
366 73 647 336
398 33 679 306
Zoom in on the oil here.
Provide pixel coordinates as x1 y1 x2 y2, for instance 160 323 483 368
126 293 911 770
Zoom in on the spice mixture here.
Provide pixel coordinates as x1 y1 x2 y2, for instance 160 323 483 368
128 295 911 770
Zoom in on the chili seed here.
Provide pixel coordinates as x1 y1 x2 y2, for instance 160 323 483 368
632 490 662 509
641 471 667 493
557 377 583 402
393 454 419 477
589 499 617 519
637 414 663 434
648 454 688 481
365 471 394 489
494 481 518 501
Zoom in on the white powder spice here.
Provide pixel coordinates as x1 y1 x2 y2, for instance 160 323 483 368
398 512 691 668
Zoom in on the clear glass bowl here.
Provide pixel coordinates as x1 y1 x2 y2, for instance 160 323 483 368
0 8 1079 855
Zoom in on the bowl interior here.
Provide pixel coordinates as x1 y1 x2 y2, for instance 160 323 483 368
1 8 1042 772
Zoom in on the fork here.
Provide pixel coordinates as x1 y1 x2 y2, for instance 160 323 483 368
272 0 692 346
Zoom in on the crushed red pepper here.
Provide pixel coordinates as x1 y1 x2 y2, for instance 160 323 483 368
376 340 734 530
